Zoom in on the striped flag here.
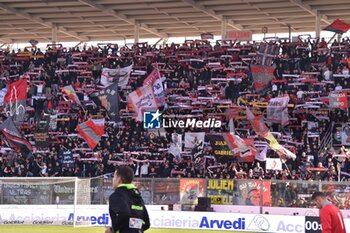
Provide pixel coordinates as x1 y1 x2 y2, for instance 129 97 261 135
77 119 105 149
62 85 81 106
0 117 32 158
223 133 256 162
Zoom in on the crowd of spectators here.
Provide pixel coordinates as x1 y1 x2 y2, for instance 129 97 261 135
0 36 350 185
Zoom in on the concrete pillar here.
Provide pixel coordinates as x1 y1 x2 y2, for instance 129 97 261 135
315 13 321 38
52 24 58 44
221 17 227 40
134 23 140 44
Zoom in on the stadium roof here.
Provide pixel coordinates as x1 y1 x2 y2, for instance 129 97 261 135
0 0 349 43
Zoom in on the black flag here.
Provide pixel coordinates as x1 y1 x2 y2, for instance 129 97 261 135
91 82 119 123
0 118 33 158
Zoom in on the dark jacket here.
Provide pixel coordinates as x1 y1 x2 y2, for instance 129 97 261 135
109 183 150 233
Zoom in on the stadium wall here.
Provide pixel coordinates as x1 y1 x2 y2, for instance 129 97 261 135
0 205 350 232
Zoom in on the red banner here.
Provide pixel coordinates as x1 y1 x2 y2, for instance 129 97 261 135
226 31 252 41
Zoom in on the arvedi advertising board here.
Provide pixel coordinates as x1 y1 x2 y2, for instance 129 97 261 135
0 205 349 232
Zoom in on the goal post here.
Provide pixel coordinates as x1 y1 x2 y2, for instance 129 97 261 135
72 175 110 228
0 177 78 225
0 176 110 227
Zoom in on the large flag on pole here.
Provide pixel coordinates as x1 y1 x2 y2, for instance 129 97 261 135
143 64 165 106
246 108 295 161
62 85 82 106
324 19 350 34
77 119 105 149
4 79 27 122
223 133 256 162
246 107 269 137
0 118 32 158
101 64 133 88
264 132 296 160
127 85 158 121
90 83 120 122
267 95 289 126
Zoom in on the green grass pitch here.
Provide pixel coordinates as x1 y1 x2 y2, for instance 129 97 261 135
0 226 254 233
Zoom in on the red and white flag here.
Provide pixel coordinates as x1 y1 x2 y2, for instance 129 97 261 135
246 107 269 137
143 64 165 106
223 133 257 162
127 85 158 121
267 95 289 126
62 85 81 106
77 119 105 149
4 79 27 122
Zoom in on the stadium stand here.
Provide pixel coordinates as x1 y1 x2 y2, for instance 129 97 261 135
0 36 349 185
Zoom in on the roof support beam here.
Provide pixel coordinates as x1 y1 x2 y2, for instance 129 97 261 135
182 0 244 31
0 27 50 42
0 3 88 41
289 0 331 24
142 1 202 33
78 0 167 39
241 1 297 31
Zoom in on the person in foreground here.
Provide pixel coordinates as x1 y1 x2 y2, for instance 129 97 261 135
311 191 346 233
106 166 150 233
